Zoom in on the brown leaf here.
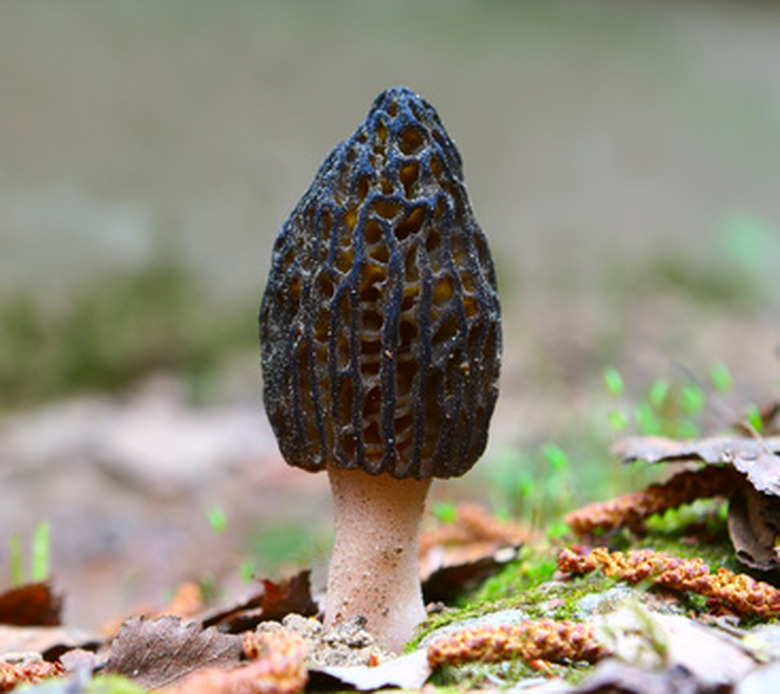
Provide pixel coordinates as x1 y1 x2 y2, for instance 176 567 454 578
0 583 61 627
422 546 520 604
419 504 528 603
202 571 318 633
259 573 317 623
576 659 699 694
172 631 308 694
728 485 780 571
0 625 99 660
612 435 780 496
596 610 757 690
103 615 242 689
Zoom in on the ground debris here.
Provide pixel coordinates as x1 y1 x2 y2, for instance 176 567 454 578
559 547 780 618
612 434 780 496
257 614 386 669
0 584 62 628
103 616 242 689
170 630 307 694
426 618 609 668
569 431 780 573
420 504 528 603
203 572 318 633
0 654 66 693
565 466 740 535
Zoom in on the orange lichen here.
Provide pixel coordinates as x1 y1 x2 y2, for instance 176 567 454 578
0 660 65 692
426 619 609 669
174 631 307 694
564 467 742 535
558 547 780 618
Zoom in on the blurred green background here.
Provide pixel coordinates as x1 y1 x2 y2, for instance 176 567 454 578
1 0 778 626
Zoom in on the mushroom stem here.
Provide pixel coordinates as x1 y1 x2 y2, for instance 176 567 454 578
325 466 431 652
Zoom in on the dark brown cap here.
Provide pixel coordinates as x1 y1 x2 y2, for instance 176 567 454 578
260 87 501 480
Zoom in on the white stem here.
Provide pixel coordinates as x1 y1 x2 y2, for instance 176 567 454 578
324 466 431 652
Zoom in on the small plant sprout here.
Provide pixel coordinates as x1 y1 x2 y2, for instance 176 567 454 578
745 403 764 434
8 522 51 587
710 362 734 393
541 443 569 474
239 560 256 583
679 384 706 416
634 401 662 436
31 522 51 583
541 443 573 511
648 378 670 410
8 532 23 587
608 409 629 433
431 501 458 524
206 505 228 534
603 367 625 397
603 367 628 432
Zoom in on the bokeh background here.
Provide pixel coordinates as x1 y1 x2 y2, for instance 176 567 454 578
1 1 778 630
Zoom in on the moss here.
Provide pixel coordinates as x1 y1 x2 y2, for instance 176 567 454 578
430 658 593 689
0 257 256 409
413 543 619 649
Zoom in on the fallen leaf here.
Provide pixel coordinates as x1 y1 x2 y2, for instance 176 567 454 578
728 485 780 571
612 435 780 496
612 434 780 572
310 649 431 691
0 625 98 661
154 582 204 620
259 573 318 623
0 583 62 627
419 504 528 603
422 546 521 604
575 659 698 694
103 616 242 689
661 615 757 686
737 660 780 694
596 607 756 689
171 631 308 694
202 571 317 633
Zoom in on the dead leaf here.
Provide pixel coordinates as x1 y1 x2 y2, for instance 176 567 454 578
154 582 205 620
612 435 780 496
575 659 698 694
728 485 780 571
0 625 98 661
103 615 242 689
419 504 528 603
171 631 308 694
422 546 521 604
310 649 431 691
596 607 757 689
259 573 318 623
734 399 780 437
737 660 780 694
0 583 61 627
202 571 317 633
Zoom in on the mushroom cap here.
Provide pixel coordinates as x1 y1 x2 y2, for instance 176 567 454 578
259 86 501 480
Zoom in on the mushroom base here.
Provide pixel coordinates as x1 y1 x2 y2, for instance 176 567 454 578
325 466 431 653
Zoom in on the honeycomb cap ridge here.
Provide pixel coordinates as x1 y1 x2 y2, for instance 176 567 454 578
260 86 501 480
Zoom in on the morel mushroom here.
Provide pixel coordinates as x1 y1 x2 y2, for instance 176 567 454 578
259 87 501 651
